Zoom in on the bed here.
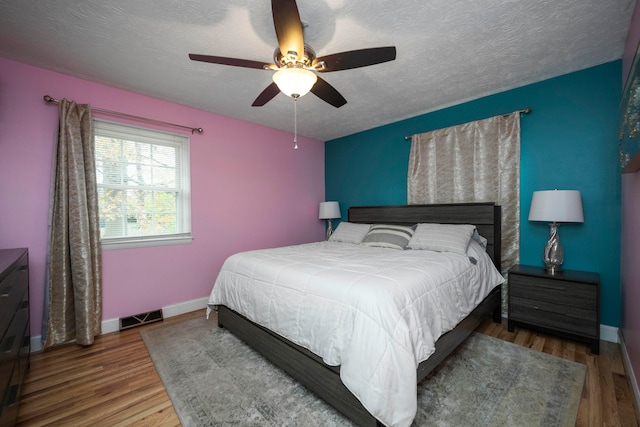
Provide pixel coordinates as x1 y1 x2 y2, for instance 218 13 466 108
207 203 504 427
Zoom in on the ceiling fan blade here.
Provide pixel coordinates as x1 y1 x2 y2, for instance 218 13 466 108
252 82 281 107
310 77 347 108
189 54 269 70
313 47 396 72
271 0 304 60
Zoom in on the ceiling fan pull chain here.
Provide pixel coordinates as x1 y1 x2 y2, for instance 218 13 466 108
293 96 299 150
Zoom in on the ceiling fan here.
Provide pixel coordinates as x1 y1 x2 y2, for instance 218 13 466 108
189 0 396 108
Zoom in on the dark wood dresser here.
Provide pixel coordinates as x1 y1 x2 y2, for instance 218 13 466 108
0 249 30 426
508 264 600 354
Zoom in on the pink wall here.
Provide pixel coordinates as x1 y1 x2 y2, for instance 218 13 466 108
0 57 326 339
621 0 640 398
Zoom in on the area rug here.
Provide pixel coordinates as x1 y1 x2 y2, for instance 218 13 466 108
140 315 586 427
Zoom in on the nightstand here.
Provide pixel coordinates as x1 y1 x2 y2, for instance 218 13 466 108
508 264 600 354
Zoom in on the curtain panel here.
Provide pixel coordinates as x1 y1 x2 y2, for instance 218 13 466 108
407 112 521 273
43 99 102 348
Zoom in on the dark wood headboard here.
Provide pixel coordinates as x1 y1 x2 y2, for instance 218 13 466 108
348 203 502 270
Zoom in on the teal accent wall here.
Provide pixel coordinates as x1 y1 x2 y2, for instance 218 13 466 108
325 61 622 327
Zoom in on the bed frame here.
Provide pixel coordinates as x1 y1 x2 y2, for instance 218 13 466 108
217 203 503 426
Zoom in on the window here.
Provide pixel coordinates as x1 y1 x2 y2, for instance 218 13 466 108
94 119 192 249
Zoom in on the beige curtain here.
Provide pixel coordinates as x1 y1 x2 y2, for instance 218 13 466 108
43 99 102 348
407 112 521 273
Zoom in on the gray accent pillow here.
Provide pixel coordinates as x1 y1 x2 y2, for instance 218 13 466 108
408 223 475 255
328 222 371 244
360 224 415 250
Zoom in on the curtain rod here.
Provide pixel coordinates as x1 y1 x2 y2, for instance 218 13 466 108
403 106 531 141
43 95 204 134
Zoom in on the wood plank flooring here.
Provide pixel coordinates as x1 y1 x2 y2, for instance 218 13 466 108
16 311 639 426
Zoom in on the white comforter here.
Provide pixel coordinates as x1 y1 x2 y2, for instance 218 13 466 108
207 241 503 427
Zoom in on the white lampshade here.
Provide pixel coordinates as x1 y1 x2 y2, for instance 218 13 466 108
528 190 584 223
272 68 317 98
319 201 341 220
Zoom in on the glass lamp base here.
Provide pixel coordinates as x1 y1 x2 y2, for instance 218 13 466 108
325 219 334 240
543 222 563 274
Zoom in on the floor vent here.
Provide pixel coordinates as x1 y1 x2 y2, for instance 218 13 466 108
119 309 163 331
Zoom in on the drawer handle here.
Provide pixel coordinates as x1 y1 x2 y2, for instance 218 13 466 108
18 265 28 272
531 306 569 317
534 283 566 291
2 335 15 352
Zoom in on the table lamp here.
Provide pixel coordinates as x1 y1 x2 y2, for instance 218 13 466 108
319 201 341 240
528 190 584 274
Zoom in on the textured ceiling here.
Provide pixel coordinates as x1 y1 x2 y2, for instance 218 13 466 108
0 0 635 141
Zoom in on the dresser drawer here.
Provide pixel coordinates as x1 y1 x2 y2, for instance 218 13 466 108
510 296 597 337
0 253 28 335
509 274 596 310
0 248 29 426
0 303 28 392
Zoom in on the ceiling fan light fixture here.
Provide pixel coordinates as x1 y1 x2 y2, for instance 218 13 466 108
272 67 317 98
189 1 396 108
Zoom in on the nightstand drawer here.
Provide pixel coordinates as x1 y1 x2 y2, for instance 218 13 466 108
510 296 597 337
509 275 596 310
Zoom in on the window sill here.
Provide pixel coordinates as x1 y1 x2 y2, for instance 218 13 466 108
101 234 193 250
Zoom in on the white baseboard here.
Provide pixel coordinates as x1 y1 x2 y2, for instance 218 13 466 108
162 296 209 318
601 324 619 343
30 335 42 353
30 296 210 353
29 308 620 353
619 330 640 418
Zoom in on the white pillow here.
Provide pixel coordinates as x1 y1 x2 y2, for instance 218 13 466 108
407 223 475 255
467 238 505 286
467 238 488 261
328 222 371 244
472 228 488 248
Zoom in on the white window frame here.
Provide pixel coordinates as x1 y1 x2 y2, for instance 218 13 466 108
94 119 192 250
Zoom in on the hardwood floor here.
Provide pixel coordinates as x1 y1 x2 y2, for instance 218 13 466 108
16 311 639 426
